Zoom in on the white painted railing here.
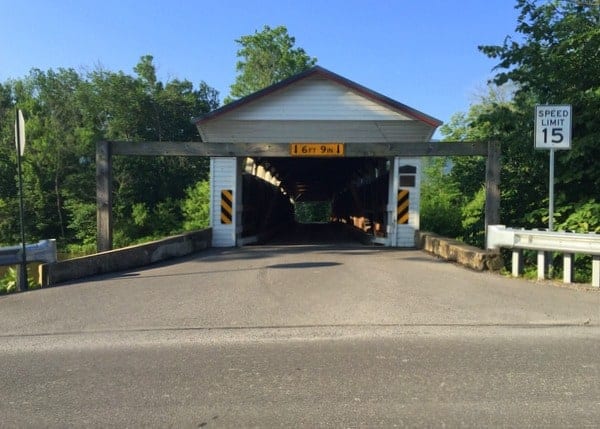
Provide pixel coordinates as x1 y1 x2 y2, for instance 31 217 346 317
487 225 600 288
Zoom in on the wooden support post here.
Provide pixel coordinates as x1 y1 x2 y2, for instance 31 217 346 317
563 253 574 284
512 249 523 277
96 141 113 252
485 141 501 249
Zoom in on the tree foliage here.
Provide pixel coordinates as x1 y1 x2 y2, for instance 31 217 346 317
428 1 600 247
0 24 317 254
420 158 463 238
182 180 211 231
0 56 219 249
294 201 331 223
479 0 600 208
226 25 317 103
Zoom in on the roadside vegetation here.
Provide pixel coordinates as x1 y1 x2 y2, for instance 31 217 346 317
421 0 600 282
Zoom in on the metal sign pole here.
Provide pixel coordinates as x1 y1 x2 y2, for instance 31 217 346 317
548 147 554 231
15 109 28 292
535 104 571 231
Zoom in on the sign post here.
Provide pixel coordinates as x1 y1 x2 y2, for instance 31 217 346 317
535 105 572 231
14 109 28 292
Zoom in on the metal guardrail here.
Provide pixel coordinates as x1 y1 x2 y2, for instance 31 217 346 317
487 225 600 287
0 239 57 266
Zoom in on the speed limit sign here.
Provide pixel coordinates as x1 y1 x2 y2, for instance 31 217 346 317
535 105 572 150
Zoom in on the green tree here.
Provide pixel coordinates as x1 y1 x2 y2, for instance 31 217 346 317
0 56 219 250
182 180 210 230
0 83 19 245
226 25 317 103
420 157 462 238
10 68 96 242
87 57 218 245
440 0 600 249
294 201 331 223
478 0 600 229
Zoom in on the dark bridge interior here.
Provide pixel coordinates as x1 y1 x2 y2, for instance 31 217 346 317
253 157 385 202
242 156 390 244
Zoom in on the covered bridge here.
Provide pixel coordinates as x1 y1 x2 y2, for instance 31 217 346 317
97 66 498 250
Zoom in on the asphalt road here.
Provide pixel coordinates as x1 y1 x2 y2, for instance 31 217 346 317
1 244 599 427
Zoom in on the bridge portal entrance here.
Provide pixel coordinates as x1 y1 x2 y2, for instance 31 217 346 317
208 155 422 247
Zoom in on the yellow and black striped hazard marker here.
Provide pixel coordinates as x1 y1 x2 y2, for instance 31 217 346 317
397 189 409 224
221 189 233 224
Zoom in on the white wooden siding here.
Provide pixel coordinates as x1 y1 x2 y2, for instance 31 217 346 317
210 157 238 247
197 74 438 144
394 158 421 247
226 77 413 121
201 120 434 143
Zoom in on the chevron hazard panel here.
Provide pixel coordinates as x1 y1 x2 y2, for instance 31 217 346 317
221 189 233 224
397 189 409 224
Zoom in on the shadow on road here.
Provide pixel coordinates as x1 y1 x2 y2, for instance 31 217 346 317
267 262 342 269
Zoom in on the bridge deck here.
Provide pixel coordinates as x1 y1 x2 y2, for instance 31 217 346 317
1 244 597 336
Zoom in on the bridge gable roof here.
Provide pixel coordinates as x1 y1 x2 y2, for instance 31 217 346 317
194 66 441 143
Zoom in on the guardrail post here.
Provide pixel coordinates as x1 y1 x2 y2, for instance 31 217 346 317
488 225 600 287
563 253 574 284
511 250 523 277
593 256 600 288
537 251 546 280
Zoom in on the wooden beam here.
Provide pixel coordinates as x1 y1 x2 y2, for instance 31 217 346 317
109 140 490 157
96 141 113 252
485 141 501 249
97 139 499 253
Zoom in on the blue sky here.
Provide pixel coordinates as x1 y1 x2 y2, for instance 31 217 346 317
1 0 521 134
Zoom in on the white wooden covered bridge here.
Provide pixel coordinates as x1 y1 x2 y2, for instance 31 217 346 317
96 66 499 250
